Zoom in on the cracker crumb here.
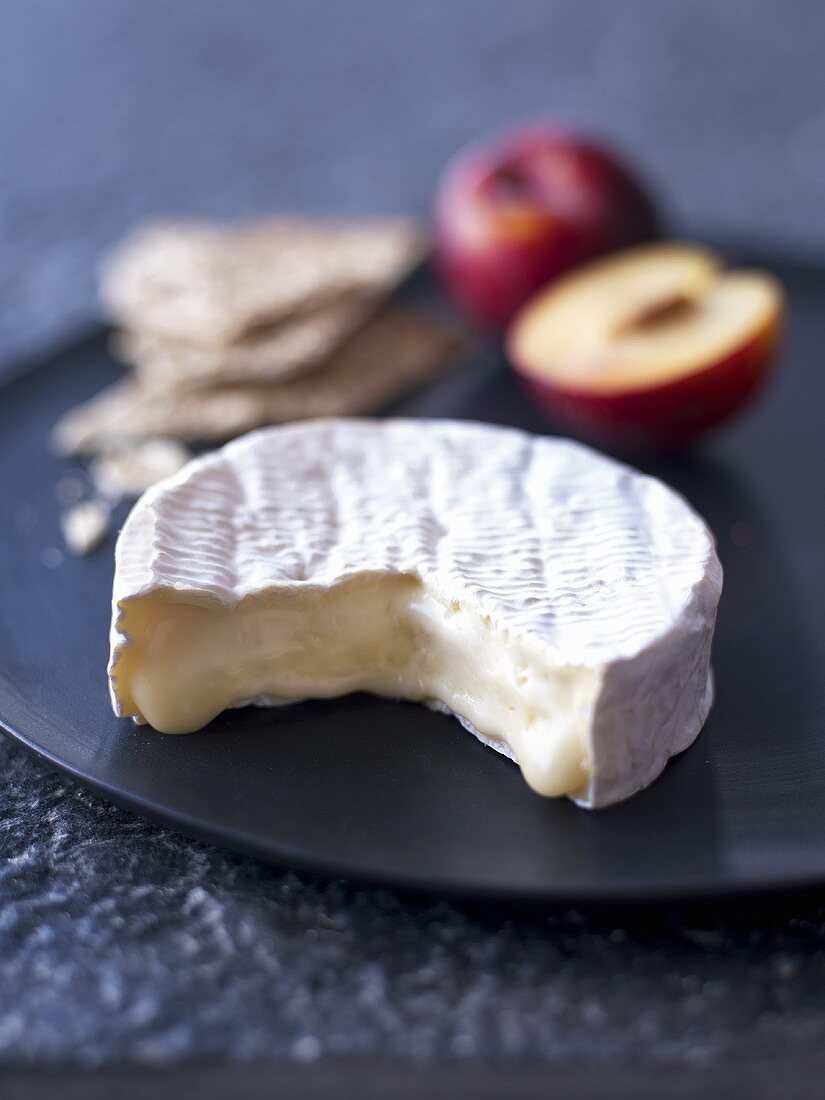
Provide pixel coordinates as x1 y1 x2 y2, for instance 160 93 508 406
60 500 111 556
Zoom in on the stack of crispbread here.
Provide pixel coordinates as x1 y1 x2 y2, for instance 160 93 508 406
54 217 464 456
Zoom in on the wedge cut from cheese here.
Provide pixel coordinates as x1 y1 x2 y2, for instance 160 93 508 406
109 419 722 808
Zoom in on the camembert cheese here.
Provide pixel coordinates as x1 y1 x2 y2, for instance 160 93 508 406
109 419 722 808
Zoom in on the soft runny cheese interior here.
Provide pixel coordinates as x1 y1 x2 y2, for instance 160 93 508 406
113 574 598 799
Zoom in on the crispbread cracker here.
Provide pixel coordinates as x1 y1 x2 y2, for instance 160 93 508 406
54 308 464 454
114 294 374 387
101 218 426 344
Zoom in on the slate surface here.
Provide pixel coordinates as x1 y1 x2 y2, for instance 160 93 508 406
2 1 825 1095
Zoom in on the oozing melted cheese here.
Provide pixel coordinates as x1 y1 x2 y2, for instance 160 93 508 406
114 575 598 798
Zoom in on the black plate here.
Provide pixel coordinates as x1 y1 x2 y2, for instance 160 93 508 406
0 251 823 902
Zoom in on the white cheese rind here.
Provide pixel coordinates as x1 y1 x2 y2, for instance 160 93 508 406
108 418 722 808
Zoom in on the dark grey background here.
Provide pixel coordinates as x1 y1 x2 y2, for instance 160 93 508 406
2 1 825 1095
4 0 825 373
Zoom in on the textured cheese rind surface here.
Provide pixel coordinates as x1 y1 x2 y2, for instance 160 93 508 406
109 418 722 808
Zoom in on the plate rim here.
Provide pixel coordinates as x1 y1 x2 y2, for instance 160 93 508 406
5 698 825 905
